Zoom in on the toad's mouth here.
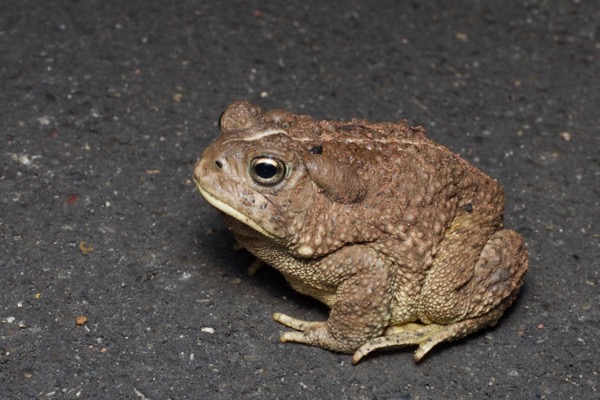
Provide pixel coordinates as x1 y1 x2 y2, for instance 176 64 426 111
193 177 276 239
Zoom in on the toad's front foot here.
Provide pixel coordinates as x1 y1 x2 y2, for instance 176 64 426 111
273 312 322 338
273 312 357 354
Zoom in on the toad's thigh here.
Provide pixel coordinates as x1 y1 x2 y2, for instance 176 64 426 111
418 229 527 324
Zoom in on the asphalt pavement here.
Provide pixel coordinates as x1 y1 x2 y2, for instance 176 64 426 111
1 1 598 399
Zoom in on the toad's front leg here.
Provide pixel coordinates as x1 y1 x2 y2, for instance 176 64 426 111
273 246 395 354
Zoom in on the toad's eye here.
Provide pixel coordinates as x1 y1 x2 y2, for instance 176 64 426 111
249 156 287 186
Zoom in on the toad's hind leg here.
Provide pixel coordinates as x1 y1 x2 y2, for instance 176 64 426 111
418 227 527 359
353 228 528 364
352 290 519 364
419 228 528 326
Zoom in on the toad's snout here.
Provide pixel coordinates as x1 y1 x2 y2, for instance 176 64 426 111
193 154 227 186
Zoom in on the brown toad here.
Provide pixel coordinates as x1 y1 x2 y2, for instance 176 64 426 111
193 101 528 364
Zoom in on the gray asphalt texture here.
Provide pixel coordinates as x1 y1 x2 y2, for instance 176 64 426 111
1 1 598 399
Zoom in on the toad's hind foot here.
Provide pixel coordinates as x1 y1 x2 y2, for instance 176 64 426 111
351 322 445 364
352 301 513 365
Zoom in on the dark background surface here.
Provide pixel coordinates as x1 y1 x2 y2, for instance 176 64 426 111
1 1 598 399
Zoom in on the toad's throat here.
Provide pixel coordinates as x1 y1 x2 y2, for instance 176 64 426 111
194 178 276 239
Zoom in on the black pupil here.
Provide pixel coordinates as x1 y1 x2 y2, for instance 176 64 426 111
255 162 277 179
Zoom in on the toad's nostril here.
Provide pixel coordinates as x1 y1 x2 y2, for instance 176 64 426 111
215 160 223 169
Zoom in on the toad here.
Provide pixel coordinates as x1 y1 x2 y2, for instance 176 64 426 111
193 101 528 364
